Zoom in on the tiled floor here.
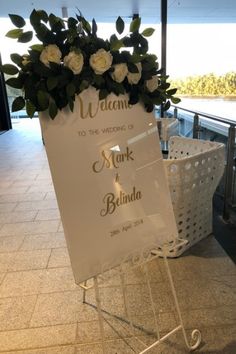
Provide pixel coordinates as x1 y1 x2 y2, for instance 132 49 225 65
0 118 235 353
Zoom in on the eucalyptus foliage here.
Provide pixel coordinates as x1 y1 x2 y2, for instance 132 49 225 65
1 10 180 119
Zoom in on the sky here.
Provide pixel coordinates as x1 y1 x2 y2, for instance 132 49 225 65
1 18 236 79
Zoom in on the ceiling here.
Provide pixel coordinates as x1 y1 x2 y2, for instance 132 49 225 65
0 0 236 24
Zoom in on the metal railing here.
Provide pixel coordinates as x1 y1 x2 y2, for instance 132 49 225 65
172 105 236 222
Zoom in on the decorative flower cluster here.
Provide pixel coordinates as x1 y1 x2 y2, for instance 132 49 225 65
1 10 180 119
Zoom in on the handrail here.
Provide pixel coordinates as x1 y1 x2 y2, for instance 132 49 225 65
170 104 236 222
171 104 236 126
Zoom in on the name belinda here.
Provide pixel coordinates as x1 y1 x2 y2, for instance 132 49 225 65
100 186 142 217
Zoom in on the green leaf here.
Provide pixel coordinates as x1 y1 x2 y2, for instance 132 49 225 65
167 88 177 96
26 100 36 118
18 31 33 43
9 14 26 28
116 16 124 34
6 77 23 89
1 64 19 75
79 80 89 91
10 53 23 66
110 39 123 51
69 99 74 112
66 83 76 97
93 75 105 86
49 14 64 31
49 101 58 119
12 96 25 112
171 97 181 104
164 100 171 111
141 28 155 37
68 17 78 28
81 17 91 34
127 62 139 73
37 10 48 23
5 29 23 39
47 76 58 91
37 90 49 110
99 89 109 100
129 17 141 33
30 9 41 26
30 44 44 51
92 18 97 35
145 103 154 113
130 53 142 63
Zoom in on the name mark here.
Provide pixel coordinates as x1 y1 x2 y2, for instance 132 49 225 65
92 147 134 173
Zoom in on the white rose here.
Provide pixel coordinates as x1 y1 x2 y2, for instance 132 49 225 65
127 62 142 85
64 51 84 75
146 76 159 92
40 44 62 67
111 63 128 83
89 49 113 75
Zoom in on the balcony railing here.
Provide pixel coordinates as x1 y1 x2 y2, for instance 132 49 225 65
171 105 236 222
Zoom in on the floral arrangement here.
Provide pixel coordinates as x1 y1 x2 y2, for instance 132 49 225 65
1 9 180 119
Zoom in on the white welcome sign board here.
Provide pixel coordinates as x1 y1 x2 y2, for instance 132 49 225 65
40 88 178 283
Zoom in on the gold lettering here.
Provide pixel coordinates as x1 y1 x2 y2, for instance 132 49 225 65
100 100 106 111
78 96 99 119
118 101 124 110
92 151 112 173
113 101 118 110
108 100 113 110
77 96 132 120
92 147 134 173
100 192 116 216
100 187 142 217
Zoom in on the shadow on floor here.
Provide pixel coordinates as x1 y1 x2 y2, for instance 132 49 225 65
213 194 236 264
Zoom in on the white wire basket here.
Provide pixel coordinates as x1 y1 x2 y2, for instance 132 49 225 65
163 136 225 257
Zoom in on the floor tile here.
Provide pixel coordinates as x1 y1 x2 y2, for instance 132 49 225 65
20 232 66 250
0 192 46 203
14 199 58 212
0 210 37 223
45 191 57 200
35 209 60 221
0 273 5 285
173 278 218 310
41 267 78 293
0 269 45 297
0 323 76 351
1 347 75 354
0 220 60 237
0 186 29 196
30 290 95 327
0 235 25 252
0 345 75 354
58 222 64 232
27 185 55 194
76 311 176 344
209 275 236 306
0 203 17 213
48 248 71 268
181 305 236 329
0 295 37 331
0 249 51 272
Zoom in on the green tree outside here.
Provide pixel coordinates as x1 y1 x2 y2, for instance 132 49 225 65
170 71 236 97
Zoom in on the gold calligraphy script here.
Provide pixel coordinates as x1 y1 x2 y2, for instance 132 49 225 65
100 187 142 217
78 96 132 119
92 147 134 173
